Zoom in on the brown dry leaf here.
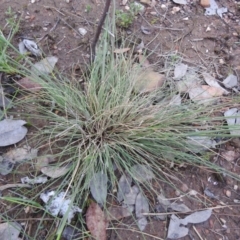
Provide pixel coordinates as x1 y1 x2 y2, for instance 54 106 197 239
114 48 130 54
140 0 152 6
134 68 165 93
106 206 133 221
202 73 229 95
86 202 107 240
138 55 151 68
16 77 42 92
201 85 225 96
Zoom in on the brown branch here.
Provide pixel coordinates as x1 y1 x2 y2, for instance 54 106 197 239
90 0 111 64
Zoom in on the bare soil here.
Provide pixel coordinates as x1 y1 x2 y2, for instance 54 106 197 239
1 0 240 239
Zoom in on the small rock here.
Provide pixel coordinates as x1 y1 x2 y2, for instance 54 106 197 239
225 190 231 197
175 190 181 196
161 4 167 9
181 184 188 192
78 28 87 36
31 0 36 3
200 0 210 8
172 7 181 14
234 185 238 190
223 75 238 89
42 27 48 31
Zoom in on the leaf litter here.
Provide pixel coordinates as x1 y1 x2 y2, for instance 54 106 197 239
86 202 107 240
0 119 28 147
167 209 212 239
0 222 22 240
90 172 108 205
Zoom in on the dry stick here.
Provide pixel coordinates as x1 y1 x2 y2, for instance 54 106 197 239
90 0 111 64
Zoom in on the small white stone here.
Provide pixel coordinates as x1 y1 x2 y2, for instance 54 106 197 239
234 185 238 190
42 27 48 31
161 4 167 9
125 5 130 10
31 0 35 3
78 28 87 36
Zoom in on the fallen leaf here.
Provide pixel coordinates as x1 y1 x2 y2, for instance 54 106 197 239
140 0 151 5
40 191 82 223
0 222 22 240
168 94 181 106
106 205 134 221
31 56 58 76
173 63 188 80
0 119 28 147
18 41 28 55
123 185 139 205
90 172 108 205
0 91 12 108
202 72 228 94
180 209 212 225
167 209 212 239
23 39 42 57
130 164 154 183
3 146 38 163
16 77 42 92
134 68 165 93
170 203 191 213
222 74 238 89
167 215 189 239
117 174 132 202
21 176 48 184
157 193 171 209
41 164 71 178
173 0 187 4
189 87 214 104
114 48 131 54
0 183 31 191
135 192 149 219
224 108 240 135
36 155 55 171
86 202 107 240
201 85 225 96
187 135 216 153
141 26 152 35
137 217 148 231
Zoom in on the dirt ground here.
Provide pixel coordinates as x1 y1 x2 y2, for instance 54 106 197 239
1 0 240 239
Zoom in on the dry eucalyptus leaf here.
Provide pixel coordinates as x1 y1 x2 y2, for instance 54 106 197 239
114 48 130 54
0 119 28 147
137 217 148 231
86 202 107 240
0 156 14 175
17 77 42 92
123 185 139 205
202 72 228 94
0 183 31 191
189 87 214 104
173 63 188 80
170 203 191 213
130 164 154 183
90 172 108 205
167 214 189 239
18 41 28 55
157 193 171 209
0 222 22 240
106 205 134 221
23 39 41 57
31 56 58 76
135 192 149 219
187 136 216 153
41 164 71 178
201 85 225 96
180 209 212 225
224 108 240 135
173 0 187 4
117 174 132 202
223 75 238 89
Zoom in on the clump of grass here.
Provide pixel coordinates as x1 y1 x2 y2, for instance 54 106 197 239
2 10 240 240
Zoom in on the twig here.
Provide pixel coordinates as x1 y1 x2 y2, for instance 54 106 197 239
90 0 111 64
